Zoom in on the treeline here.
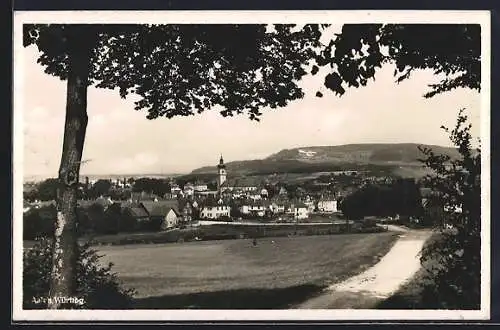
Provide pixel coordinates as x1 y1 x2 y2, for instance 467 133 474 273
24 177 178 202
23 203 163 240
132 178 171 196
24 178 130 202
339 179 425 221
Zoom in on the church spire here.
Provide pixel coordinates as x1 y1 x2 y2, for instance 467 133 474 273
218 154 225 168
217 153 227 192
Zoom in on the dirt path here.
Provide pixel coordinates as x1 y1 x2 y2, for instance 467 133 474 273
294 227 432 309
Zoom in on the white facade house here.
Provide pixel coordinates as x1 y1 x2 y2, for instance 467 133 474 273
222 185 258 193
317 199 338 213
183 185 195 196
248 194 262 201
239 186 258 192
161 208 179 230
294 205 309 220
304 197 315 213
200 205 231 219
195 190 218 197
194 184 208 192
239 204 266 217
269 202 286 214
171 184 182 195
286 203 309 220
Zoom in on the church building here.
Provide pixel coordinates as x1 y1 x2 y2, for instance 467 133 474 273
217 155 227 193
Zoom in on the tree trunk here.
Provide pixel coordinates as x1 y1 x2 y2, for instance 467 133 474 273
48 26 94 309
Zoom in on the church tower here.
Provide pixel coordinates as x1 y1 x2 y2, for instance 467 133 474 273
217 154 227 192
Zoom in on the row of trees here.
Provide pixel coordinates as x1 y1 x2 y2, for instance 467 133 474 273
23 203 165 240
24 178 116 201
25 177 175 202
131 178 171 196
339 179 424 220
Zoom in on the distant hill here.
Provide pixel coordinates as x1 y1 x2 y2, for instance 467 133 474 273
190 143 460 178
266 143 459 164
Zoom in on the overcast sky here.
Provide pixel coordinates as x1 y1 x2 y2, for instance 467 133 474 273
20 29 481 179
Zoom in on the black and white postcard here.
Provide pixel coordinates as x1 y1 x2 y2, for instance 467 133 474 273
12 10 491 321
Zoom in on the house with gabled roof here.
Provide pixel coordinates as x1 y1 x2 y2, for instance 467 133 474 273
121 202 150 225
199 197 230 220
220 177 259 193
140 199 178 214
238 199 269 217
268 195 289 214
285 201 309 220
278 186 288 196
178 198 195 224
293 203 309 220
162 208 180 230
140 199 181 229
317 194 338 213
303 195 316 213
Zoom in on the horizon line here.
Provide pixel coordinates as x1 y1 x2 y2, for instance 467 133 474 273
23 141 460 180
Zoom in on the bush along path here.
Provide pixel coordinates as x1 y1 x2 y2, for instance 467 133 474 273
293 227 432 309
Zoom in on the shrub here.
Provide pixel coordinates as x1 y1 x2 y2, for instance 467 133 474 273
23 206 56 240
417 110 481 309
23 237 136 309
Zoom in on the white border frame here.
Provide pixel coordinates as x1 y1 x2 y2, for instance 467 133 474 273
12 10 491 321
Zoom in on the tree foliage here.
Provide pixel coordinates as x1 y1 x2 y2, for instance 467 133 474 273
416 109 481 309
35 178 60 201
24 24 323 121
132 178 171 196
314 24 480 98
23 205 56 240
24 237 135 309
89 179 112 198
340 179 423 220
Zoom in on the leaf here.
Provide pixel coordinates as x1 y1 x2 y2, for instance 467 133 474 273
311 65 319 75
316 91 323 98
324 72 345 96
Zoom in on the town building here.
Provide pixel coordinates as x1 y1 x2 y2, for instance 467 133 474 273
285 202 310 220
121 202 150 225
171 184 182 196
199 188 231 220
200 203 231 219
239 200 269 217
183 182 195 196
194 183 208 192
317 196 338 213
303 195 316 213
293 203 310 220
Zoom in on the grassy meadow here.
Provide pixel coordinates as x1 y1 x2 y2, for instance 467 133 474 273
96 232 398 309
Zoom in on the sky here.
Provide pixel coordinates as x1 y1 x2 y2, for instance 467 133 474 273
20 29 481 180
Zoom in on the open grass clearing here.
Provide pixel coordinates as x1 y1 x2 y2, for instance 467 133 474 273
96 232 398 308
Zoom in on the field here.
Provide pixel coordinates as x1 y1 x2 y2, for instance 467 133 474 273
97 232 398 309
23 220 381 249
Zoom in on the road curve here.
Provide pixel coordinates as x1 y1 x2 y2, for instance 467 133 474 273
293 227 431 309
